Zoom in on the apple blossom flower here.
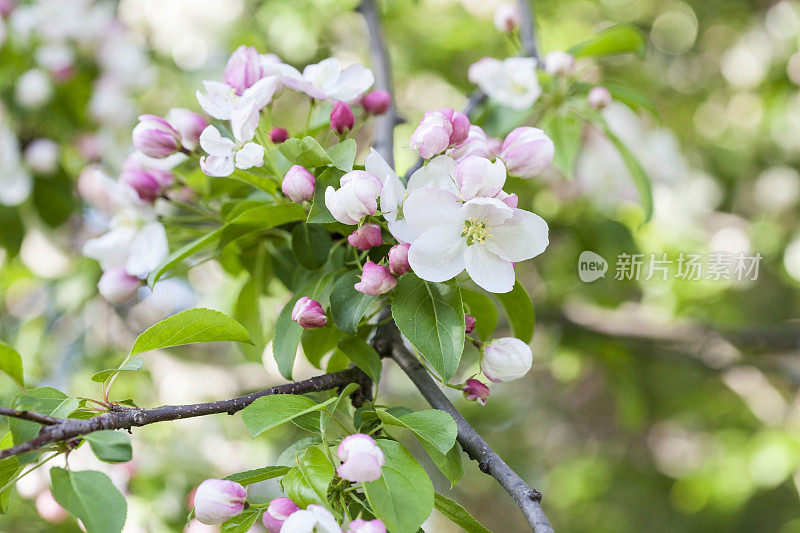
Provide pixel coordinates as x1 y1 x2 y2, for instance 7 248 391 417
196 76 280 127
165 108 208 151
97 267 142 304
481 337 533 382
348 224 383 251
23 138 58 174
35 490 67 524
224 45 266 95
193 479 247 525
493 3 521 32
280 504 342 533
462 378 490 405
388 243 411 276
499 127 554 178
347 519 386 533
354 262 396 296
453 156 506 201
543 51 575 76
262 497 300 533
132 114 182 158
270 127 289 143
291 297 327 329
279 57 374 102
324 170 383 225
468 57 541 110
336 433 386 482
198 125 264 177
409 108 470 159
588 86 612 109
361 90 391 115
447 125 492 162
404 190 549 293
16 68 52 108
330 101 355 134
464 314 476 334
282 165 316 203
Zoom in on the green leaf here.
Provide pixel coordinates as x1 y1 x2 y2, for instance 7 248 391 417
277 437 323 466
278 136 334 169
220 203 307 249
377 410 457 455
364 440 434 533
0 343 24 389
326 139 357 171
320 383 360 435
391 274 465 382
602 121 654 223
569 25 647 58
546 112 583 178
148 227 224 285
0 433 20 514
434 493 492 533
84 431 132 463
273 295 305 379
240 395 337 437
330 272 378 335
422 442 464 487
228 168 279 194
291 223 331 270
301 327 343 368
90 357 144 383
224 466 289 485
460 289 498 341
282 445 335 508
496 280 535 343
337 336 382 384
129 308 252 357
50 468 127 533
307 168 344 224
10 388 68 459
221 508 261 533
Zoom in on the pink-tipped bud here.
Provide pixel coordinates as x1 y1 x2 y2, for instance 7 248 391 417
270 127 289 144
36 490 68 524
493 3 522 32
587 86 612 110
331 101 355 135
348 519 388 533
362 90 391 115
465 314 476 334
336 433 386 482
543 51 576 76
388 243 410 276
224 45 264 96
482 337 533 383
291 297 327 329
193 479 247 525
97 268 141 305
463 378 490 405
449 112 470 145
120 167 173 202
347 224 383 251
499 127 555 178
165 108 208 151
262 497 300 533
132 114 181 159
354 261 396 296
282 165 316 203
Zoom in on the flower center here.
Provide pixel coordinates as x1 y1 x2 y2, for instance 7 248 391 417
462 218 491 246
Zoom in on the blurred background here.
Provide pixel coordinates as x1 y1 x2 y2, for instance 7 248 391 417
1 0 800 531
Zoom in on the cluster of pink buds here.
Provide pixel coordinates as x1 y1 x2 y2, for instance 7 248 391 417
409 107 470 159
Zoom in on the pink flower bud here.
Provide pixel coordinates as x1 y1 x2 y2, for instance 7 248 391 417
388 243 410 276
354 261 396 296
348 224 383 251
464 314 476 334
132 114 181 159
224 45 264 96
282 165 316 203
0 0 16 17
493 3 522 32
447 125 491 162
453 155 506 200
97 268 141 304
361 90 391 115
463 378 490 405
165 108 208 151
337 433 386 482
36 490 68 524
262 497 300 533
499 127 555 178
587 86 612 110
543 51 576 76
120 168 173 202
270 127 289 144
410 108 454 159
193 479 247 525
449 112 470 145
331 101 355 134
291 297 327 329
348 519 387 533
325 170 383 225
482 337 533 382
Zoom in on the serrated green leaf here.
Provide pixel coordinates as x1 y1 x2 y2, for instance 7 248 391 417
330 272 378 335
50 468 127 533
496 279 535 343
240 395 337 437
278 137 333 168
0 433 20 514
307 168 344 224
569 25 647 58
282 445 335 508
291 223 331 270
460 289 498 341
301 327 344 369
224 466 289 485
434 493 492 533
377 410 457 455
221 508 261 533
320 383 360 435
337 336 382 384
326 139 357 171
10 388 68 462
90 357 144 383
546 112 583 178
84 431 132 463
148 227 224 286
602 120 654 223
0 343 24 389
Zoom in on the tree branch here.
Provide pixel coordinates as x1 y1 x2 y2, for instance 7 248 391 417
0 367 370 461
359 0 399 166
0 408 59 425
372 319 555 533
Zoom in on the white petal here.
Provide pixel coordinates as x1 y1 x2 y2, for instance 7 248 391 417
403 187 462 235
196 81 235 120
387 219 417 244
461 197 514 226
230 98 260 143
408 225 466 282
280 509 318 533
304 58 340 87
199 126 235 157
407 155 458 193
327 63 374 102
365 147 394 185
82 225 137 271
125 222 169 277
200 154 235 177
241 75 280 108
485 208 549 262
234 142 265 169
464 245 515 293
308 505 342 533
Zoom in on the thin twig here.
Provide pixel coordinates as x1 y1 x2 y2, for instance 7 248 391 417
0 367 371 461
0 408 59 425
